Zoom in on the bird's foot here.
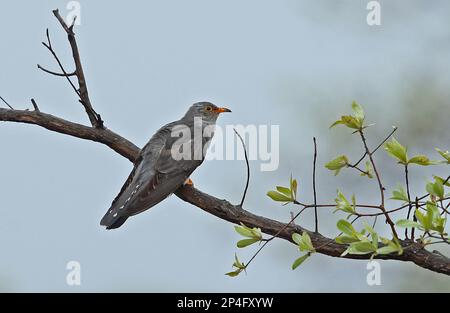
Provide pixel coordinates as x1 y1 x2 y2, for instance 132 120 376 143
184 178 194 186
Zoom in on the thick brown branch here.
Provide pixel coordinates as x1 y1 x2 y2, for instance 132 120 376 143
175 186 450 275
1 106 449 275
0 108 138 162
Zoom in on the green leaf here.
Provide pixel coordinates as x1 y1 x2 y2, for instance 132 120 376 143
396 219 422 229
325 155 349 176
384 137 408 164
434 176 450 187
291 179 298 199
233 254 245 269
276 186 291 196
376 245 400 255
237 238 260 248
293 232 315 252
300 232 315 252
408 155 438 166
334 191 356 215
361 161 374 178
225 270 241 277
342 241 377 256
330 116 362 129
378 237 403 255
363 222 378 249
335 235 359 244
351 101 365 122
337 219 356 236
234 225 254 238
426 179 444 199
415 209 430 231
292 254 310 270
436 148 450 164
390 184 409 202
267 191 292 202
292 233 302 246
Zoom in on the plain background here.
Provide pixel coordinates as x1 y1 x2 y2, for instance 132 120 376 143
1 0 449 291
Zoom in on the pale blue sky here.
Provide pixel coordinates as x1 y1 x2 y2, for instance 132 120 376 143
0 0 449 291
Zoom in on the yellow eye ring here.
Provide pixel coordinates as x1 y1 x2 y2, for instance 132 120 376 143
205 106 212 111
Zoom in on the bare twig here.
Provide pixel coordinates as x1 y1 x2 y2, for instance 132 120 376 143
37 64 76 77
312 137 318 233
30 99 40 112
350 126 398 168
404 164 413 238
0 96 14 110
358 129 398 239
243 206 308 270
51 9 104 128
234 129 250 208
41 29 81 98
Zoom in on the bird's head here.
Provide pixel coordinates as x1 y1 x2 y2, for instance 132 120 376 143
183 102 231 122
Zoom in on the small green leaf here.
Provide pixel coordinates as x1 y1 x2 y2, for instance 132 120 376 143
267 191 292 202
426 179 444 199
292 233 302 245
292 254 310 270
408 155 438 166
225 270 241 277
351 101 365 122
363 222 378 249
390 184 409 202
337 219 356 236
293 232 315 252
335 235 359 244
361 161 374 178
291 179 298 199
234 225 254 238
325 155 349 176
276 186 291 196
434 176 450 187
384 137 408 164
378 237 403 255
376 245 399 255
396 219 422 229
436 148 450 164
415 209 430 231
300 232 315 252
237 238 260 248
350 241 377 254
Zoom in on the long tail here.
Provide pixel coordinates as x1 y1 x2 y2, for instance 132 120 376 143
100 211 129 230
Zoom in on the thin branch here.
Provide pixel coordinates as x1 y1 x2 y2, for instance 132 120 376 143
37 64 76 77
243 206 308 270
234 129 250 208
358 129 398 239
350 126 398 168
30 99 40 112
404 164 413 238
41 29 81 98
52 9 104 128
312 137 318 233
0 95 14 110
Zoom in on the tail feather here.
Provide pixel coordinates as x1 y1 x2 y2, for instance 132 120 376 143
100 207 129 230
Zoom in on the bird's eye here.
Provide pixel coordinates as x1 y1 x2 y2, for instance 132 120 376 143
205 106 212 111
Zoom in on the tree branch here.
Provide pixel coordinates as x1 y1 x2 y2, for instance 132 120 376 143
0 108 138 162
1 10 448 278
1 105 449 275
175 186 450 275
51 9 103 128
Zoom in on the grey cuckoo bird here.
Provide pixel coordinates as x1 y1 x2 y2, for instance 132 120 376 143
100 102 231 229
